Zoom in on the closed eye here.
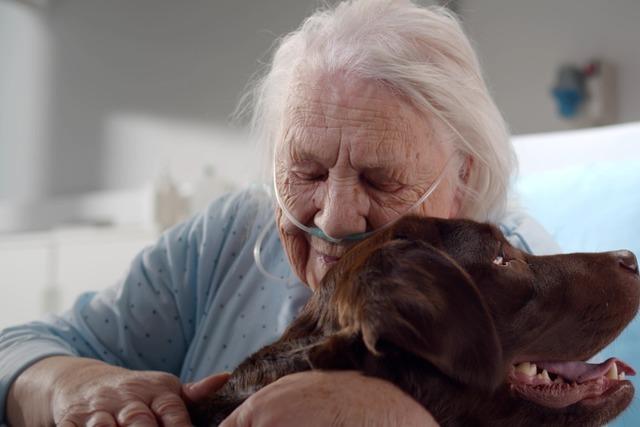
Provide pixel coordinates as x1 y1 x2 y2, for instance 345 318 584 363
294 172 327 182
361 173 403 193
290 163 328 183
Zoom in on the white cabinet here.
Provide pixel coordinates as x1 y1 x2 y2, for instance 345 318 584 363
0 233 51 328
0 227 157 330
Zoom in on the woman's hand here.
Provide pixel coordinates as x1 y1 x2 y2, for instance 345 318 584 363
220 370 439 427
6 355 229 427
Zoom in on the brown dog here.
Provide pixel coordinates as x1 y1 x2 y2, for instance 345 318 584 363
188 216 640 426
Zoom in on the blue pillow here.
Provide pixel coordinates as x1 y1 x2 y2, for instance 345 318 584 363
517 160 640 426
517 160 640 255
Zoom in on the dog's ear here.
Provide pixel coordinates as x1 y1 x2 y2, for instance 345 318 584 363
334 239 503 391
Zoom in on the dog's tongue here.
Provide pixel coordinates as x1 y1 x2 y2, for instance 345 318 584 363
537 358 636 383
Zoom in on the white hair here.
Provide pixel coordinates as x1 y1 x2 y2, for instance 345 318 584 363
235 0 517 222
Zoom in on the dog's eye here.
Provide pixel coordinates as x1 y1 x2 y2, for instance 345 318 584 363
493 256 510 266
493 243 511 267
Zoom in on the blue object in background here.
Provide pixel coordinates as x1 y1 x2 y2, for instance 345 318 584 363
552 87 584 118
517 160 640 426
552 65 587 118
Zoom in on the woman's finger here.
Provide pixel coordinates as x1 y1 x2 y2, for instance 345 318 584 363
150 393 193 427
182 372 231 402
116 401 158 426
220 394 257 427
219 406 245 427
86 410 117 427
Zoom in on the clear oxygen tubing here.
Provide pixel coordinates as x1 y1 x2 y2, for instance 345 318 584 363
252 214 293 285
252 154 456 285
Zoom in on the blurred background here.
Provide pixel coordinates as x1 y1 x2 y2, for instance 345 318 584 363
2 0 640 423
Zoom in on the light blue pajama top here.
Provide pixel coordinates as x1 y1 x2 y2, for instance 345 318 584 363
0 187 559 425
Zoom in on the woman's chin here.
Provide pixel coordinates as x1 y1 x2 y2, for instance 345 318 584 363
306 254 338 290
288 239 342 290
306 265 327 290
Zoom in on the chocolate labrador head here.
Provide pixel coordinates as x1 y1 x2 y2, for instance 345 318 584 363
308 216 639 426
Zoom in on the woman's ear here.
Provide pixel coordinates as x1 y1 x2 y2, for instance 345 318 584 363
459 155 473 184
336 239 503 391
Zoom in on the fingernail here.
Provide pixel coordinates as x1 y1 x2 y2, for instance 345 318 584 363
184 381 197 391
185 372 231 391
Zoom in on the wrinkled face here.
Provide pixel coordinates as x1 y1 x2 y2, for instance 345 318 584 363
274 74 461 289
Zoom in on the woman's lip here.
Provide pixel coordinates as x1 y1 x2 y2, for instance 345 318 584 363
319 254 341 264
310 238 348 260
311 244 344 265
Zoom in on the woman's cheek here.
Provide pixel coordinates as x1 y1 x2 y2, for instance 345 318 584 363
276 208 311 285
417 178 458 219
305 249 326 290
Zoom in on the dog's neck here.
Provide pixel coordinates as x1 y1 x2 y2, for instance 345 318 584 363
281 278 344 340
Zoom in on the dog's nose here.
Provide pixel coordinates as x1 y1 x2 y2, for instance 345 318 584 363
614 250 639 275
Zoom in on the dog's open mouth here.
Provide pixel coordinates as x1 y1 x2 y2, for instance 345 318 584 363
508 357 636 408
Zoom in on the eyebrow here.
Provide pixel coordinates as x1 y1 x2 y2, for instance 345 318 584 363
288 147 408 173
287 143 318 160
286 144 334 167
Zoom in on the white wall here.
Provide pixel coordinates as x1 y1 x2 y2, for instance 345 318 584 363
1 0 323 202
459 0 640 134
0 1 50 202
44 0 327 198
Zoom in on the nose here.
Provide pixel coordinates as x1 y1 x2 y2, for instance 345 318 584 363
614 250 639 275
314 179 369 240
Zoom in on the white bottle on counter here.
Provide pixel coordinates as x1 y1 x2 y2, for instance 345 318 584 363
190 165 236 214
153 167 188 231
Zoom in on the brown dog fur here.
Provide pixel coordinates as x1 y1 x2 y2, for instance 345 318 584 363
188 216 640 426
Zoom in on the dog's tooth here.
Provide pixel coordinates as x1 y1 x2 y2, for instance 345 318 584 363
606 363 618 380
515 362 537 376
535 369 551 383
515 362 530 375
619 372 626 380
540 369 551 382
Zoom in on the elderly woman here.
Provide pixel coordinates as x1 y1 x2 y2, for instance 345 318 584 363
2 1 557 426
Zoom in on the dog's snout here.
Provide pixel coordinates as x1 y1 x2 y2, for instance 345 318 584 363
612 250 639 275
